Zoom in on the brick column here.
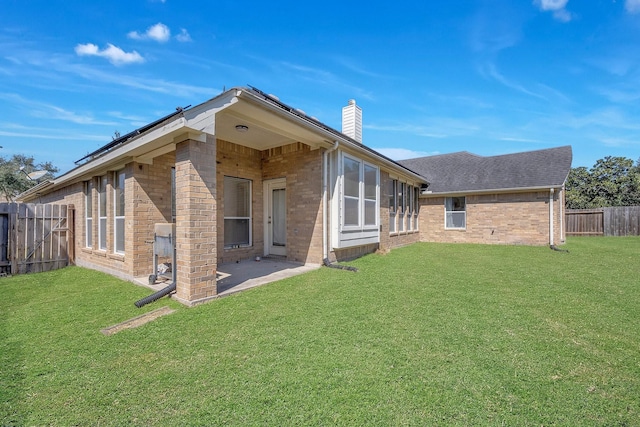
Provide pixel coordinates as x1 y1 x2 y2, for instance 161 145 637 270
174 135 217 304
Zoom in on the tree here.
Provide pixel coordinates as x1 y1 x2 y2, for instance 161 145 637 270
0 154 59 202
565 156 640 209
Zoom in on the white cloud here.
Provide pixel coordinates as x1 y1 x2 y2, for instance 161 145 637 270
176 28 192 42
478 62 546 99
626 0 640 13
534 0 572 22
128 23 171 43
75 43 144 66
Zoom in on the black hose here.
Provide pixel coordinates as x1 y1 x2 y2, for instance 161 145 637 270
550 245 569 253
134 283 176 308
323 258 358 272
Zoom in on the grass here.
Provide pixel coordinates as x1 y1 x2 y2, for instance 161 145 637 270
2 237 640 426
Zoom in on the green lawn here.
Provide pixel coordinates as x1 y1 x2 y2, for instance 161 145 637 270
2 237 640 426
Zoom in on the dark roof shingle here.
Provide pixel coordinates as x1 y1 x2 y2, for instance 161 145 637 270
399 145 572 194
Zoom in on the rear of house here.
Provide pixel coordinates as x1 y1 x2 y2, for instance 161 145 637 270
400 146 572 246
18 87 425 305
19 86 572 305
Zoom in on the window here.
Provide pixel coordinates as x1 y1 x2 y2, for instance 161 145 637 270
333 153 380 249
341 154 379 229
98 175 107 250
389 179 397 233
407 185 414 231
364 164 377 226
343 157 360 227
85 180 92 248
114 170 125 254
398 182 406 232
413 186 420 230
445 197 466 229
224 176 252 248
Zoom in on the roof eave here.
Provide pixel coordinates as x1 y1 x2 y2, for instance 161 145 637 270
422 183 566 197
15 180 55 202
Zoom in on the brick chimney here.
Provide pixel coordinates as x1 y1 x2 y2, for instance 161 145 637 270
341 99 362 143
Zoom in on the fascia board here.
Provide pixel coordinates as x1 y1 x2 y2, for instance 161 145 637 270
421 184 564 197
52 117 188 188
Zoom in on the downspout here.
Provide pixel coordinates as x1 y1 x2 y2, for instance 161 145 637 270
560 185 565 242
549 187 555 247
323 140 339 261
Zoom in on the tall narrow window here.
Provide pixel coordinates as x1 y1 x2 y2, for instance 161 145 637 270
98 175 107 250
364 164 377 226
224 176 252 248
389 179 397 233
114 170 125 254
445 197 466 229
398 182 406 232
407 185 414 231
343 157 361 227
85 180 93 248
413 186 420 230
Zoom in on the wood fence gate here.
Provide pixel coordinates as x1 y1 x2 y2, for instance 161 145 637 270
0 203 74 276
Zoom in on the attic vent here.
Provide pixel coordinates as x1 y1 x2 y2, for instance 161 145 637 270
342 99 362 143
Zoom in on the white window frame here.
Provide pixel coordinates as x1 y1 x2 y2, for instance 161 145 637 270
98 175 107 250
224 176 252 249
85 180 93 248
445 196 466 229
340 153 379 231
114 170 125 255
398 182 406 232
413 186 420 231
389 179 397 234
333 152 380 249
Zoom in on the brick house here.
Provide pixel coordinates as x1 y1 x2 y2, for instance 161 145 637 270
17 87 426 305
399 146 572 246
18 86 571 305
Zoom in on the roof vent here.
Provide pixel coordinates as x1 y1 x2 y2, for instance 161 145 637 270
342 99 362 143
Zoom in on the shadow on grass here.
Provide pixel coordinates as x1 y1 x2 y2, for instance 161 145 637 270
0 318 25 426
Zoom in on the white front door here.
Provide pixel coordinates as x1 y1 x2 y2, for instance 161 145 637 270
264 178 286 256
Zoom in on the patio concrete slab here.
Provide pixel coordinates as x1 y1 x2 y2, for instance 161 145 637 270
216 258 321 296
134 258 321 299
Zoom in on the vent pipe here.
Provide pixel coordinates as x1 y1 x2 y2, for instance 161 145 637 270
342 99 362 143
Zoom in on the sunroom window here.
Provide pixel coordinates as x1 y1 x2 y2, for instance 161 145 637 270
334 152 379 248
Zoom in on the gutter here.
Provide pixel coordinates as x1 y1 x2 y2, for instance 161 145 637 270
421 184 565 197
323 140 339 260
36 117 190 193
15 180 55 202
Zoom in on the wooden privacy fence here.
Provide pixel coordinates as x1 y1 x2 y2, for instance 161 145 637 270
0 203 74 276
565 206 640 236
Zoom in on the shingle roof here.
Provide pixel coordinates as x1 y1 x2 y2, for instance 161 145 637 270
399 145 572 194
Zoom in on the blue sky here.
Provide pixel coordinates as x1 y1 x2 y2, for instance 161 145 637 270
2 0 640 174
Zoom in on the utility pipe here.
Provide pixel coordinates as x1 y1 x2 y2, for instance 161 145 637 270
549 188 555 247
323 141 339 261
